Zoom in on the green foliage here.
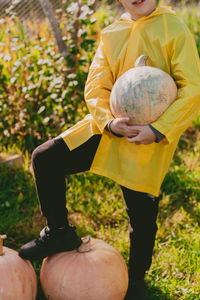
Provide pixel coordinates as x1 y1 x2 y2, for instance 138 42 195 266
166 4 200 56
169 0 199 4
0 164 33 211
0 18 86 151
1 2 199 153
0 162 38 248
0 41 84 151
0 1 114 152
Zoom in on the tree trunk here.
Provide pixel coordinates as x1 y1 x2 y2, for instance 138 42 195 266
39 0 68 58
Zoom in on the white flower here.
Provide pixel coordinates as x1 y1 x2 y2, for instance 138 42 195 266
54 77 63 84
27 75 33 81
79 5 92 20
28 83 36 90
4 129 10 137
43 117 50 124
50 93 57 99
56 8 62 13
38 106 45 114
10 77 17 84
67 73 76 79
49 77 63 89
58 56 64 62
88 0 96 5
0 19 6 24
11 47 17 52
13 60 21 67
22 87 27 93
62 90 67 98
5 7 13 14
34 45 42 51
12 37 18 42
43 58 52 66
67 3 79 15
38 59 44 65
69 80 78 87
13 0 21 5
78 28 84 37
4 54 12 61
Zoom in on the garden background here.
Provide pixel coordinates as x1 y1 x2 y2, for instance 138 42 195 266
0 0 200 299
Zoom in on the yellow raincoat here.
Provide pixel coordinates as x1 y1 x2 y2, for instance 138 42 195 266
60 6 200 196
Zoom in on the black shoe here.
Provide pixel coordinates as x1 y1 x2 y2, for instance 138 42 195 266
18 225 82 261
124 280 149 300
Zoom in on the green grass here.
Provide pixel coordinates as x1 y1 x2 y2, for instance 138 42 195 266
0 123 200 300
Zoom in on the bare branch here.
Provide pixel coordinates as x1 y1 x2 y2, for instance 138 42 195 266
39 0 68 58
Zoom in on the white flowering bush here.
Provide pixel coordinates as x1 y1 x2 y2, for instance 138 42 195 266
0 23 84 151
0 0 115 152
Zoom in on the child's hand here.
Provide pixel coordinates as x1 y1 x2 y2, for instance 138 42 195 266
110 118 139 137
126 125 156 145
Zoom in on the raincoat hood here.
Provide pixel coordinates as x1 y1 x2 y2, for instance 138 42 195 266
119 6 176 22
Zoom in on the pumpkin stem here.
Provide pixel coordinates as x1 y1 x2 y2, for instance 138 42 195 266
0 235 7 256
134 55 148 67
77 235 91 253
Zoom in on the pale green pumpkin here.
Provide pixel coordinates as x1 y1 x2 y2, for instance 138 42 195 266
110 55 177 125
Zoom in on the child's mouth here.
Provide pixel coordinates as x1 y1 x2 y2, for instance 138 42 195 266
132 0 146 7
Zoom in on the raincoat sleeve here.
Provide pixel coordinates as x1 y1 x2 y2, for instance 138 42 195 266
151 26 200 144
84 36 114 133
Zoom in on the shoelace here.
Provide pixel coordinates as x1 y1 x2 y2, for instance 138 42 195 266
35 226 51 246
35 225 77 246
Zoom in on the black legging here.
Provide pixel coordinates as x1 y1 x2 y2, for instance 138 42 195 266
32 135 159 280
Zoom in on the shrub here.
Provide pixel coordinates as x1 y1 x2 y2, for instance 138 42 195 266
0 1 114 152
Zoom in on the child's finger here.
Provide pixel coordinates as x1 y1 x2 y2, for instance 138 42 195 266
117 117 131 123
126 133 138 138
126 127 140 134
126 135 142 144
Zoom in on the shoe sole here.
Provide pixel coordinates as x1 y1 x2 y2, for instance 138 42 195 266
18 238 82 261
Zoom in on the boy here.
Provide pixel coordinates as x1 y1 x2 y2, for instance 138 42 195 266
19 0 200 299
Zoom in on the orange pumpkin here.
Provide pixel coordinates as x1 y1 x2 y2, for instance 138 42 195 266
0 235 37 300
110 55 177 125
40 236 128 300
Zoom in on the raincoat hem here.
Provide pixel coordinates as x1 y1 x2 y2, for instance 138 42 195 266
62 135 74 151
89 166 160 197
